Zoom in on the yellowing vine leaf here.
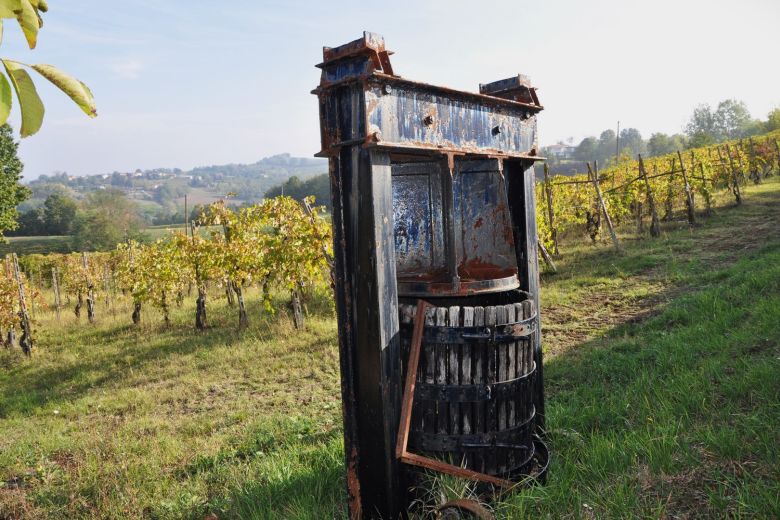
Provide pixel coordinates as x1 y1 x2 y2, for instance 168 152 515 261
32 64 97 117
2 59 43 136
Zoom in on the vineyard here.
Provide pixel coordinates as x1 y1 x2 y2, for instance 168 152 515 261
535 131 780 259
1 132 778 356
0 133 778 517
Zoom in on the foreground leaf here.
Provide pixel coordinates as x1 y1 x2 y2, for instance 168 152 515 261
2 59 43 136
0 73 11 125
32 63 97 117
0 0 20 19
16 0 39 49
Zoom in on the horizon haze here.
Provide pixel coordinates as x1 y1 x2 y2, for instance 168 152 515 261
6 0 780 180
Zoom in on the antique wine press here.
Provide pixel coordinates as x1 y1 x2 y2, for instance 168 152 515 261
313 32 548 519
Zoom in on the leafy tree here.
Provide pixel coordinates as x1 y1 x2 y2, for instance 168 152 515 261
0 0 97 137
713 99 752 140
647 133 688 157
618 128 646 157
265 174 331 210
685 104 718 141
574 136 598 162
597 130 617 164
0 123 28 238
13 206 43 235
72 189 144 251
42 192 77 234
765 108 780 133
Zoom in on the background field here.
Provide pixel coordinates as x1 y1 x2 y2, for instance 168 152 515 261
1 179 779 519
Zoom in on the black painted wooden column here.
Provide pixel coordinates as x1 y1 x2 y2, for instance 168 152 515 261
505 159 545 431
331 146 403 518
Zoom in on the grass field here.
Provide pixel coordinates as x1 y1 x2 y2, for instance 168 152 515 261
0 235 74 256
1 179 779 519
0 225 221 256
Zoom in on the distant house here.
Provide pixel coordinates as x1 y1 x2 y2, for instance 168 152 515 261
544 142 577 160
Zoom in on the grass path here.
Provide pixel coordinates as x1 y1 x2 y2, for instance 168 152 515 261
1 179 779 519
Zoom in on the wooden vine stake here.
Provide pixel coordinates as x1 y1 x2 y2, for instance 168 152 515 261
695 153 713 215
676 150 696 226
4 257 15 348
82 253 96 323
773 139 780 176
637 155 661 237
747 138 761 184
542 163 559 255
538 242 557 273
52 266 62 323
11 254 32 356
722 145 742 205
587 161 620 251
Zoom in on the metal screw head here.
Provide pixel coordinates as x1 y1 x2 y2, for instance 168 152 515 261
383 84 393 94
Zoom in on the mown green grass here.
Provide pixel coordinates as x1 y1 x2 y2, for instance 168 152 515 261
0 235 73 256
1 179 779 519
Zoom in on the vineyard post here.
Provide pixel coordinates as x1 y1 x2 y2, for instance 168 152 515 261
82 253 96 323
4 257 15 347
734 142 747 184
736 140 750 185
676 151 696 226
723 145 742 205
694 152 713 215
638 155 661 237
222 221 248 329
748 138 760 184
773 139 780 176
103 266 112 311
291 283 304 330
191 221 208 331
542 163 559 255
52 267 61 323
538 242 557 273
11 254 32 356
663 158 675 221
588 161 620 251
225 278 235 306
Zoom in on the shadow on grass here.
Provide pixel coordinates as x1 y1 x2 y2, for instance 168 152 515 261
0 299 332 418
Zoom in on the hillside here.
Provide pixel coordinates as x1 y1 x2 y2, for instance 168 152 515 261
0 177 777 518
22 154 328 220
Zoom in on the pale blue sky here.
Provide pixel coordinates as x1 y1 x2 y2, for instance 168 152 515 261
6 0 780 179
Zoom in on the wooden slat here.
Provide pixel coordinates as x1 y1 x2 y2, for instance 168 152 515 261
484 305 497 475
423 306 436 435
395 301 431 460
472 305 485 472
435 307 448 436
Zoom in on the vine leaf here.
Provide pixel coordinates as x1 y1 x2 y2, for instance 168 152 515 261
32 64 97 117
2 59 43 136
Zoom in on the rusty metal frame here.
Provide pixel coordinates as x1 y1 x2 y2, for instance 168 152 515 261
395 300 516 489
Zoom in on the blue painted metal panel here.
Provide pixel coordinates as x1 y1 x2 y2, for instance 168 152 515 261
366 80 538 157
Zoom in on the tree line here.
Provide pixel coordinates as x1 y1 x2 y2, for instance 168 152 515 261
545 100 780 172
